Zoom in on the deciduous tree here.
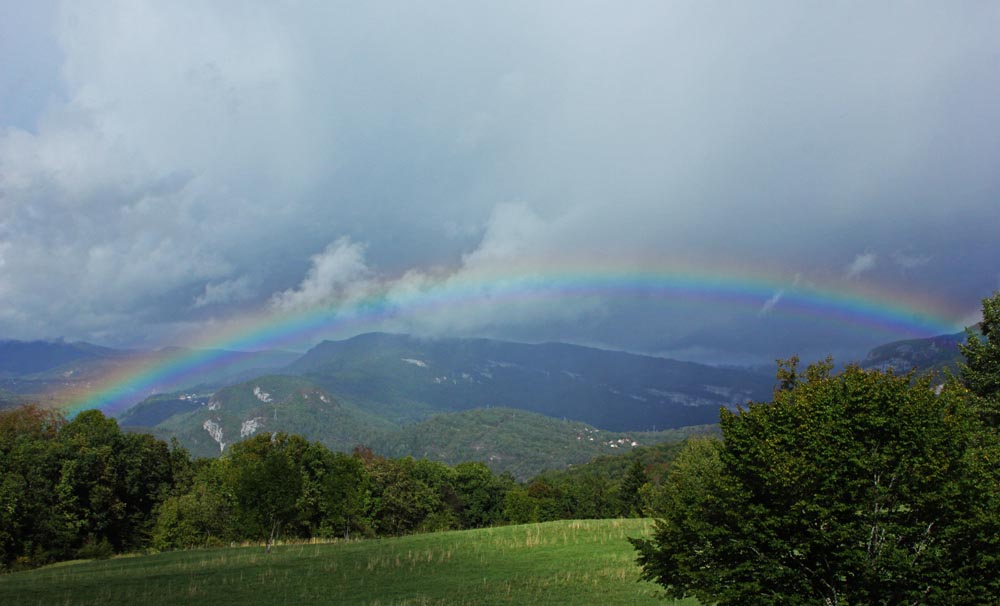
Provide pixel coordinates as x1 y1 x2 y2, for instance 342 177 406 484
633 362 1000 605
960 291 1000 423
228 433 302 553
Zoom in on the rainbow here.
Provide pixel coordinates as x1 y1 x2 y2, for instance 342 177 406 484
61 262 969 417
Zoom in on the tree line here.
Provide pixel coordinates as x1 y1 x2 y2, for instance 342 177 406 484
0 404 658 571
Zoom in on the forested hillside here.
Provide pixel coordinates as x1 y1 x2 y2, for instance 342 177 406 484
373 407 715 480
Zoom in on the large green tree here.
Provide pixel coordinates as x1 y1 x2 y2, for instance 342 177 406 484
633 360 1000 605
618 458 648 517
228 433 302 553
452 462 512 528
364 456 451 535
151 458 234 550
0 406 65 568
960 291 1000 423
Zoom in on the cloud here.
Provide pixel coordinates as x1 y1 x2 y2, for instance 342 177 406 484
1 2 998 361
270 238 376 313
459 203 548 268
194 276 255 308
891 249 931 270
265 203 604 340
845 253 878 279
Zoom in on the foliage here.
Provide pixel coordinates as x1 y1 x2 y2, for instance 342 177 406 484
0 405 65 569
0 407 177 570
960 291 1000 422
151 468 233 550
452 461 514 528
633 361 1000 605
228 434 303 552
2 402 692 572
618 458 649 517
528 439 694 519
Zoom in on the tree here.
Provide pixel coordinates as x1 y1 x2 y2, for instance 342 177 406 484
502 485 538 524
54 411 173 556
364 456 443 535
960 291 1000 422
618 458 648 517
452 462 510 528
323 453 369 539
0 406 65 569
633 362 1000 606
112 432 174 552
228 433 302 553
151 459 233 550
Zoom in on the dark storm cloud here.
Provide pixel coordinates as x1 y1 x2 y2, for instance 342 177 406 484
1 1 998 362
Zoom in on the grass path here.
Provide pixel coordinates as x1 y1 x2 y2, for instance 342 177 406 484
1 519 697 606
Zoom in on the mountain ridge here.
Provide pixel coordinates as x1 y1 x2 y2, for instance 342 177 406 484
289 332 774 431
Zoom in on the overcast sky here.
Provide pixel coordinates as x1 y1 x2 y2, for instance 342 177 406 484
1 1 998 365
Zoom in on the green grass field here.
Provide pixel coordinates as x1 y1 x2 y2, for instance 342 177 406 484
0 519 698 606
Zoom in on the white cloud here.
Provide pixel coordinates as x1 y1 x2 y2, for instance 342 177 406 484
194 276 255 308
266 203 605 339
845 252 877 279
270 238 376 313
458 203 549 267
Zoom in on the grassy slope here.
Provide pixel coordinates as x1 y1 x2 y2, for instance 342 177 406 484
0 519 696 606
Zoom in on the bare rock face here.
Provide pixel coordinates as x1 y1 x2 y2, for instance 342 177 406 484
240 416 265 438
202 419 226 452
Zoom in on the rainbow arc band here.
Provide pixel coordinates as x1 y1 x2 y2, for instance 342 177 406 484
63 267 964 417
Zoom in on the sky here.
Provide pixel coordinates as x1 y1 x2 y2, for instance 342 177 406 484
1 1 998 366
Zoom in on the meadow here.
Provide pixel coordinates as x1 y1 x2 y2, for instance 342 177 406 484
0 519 697 606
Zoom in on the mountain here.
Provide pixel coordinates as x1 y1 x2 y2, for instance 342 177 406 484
121 332 764 475
117 391 211 427
0 339 300 409
289 333 774 431
0 339 126 376
860 329 970 376
0 340 129 407
148 347 302 387
124 378 713 478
